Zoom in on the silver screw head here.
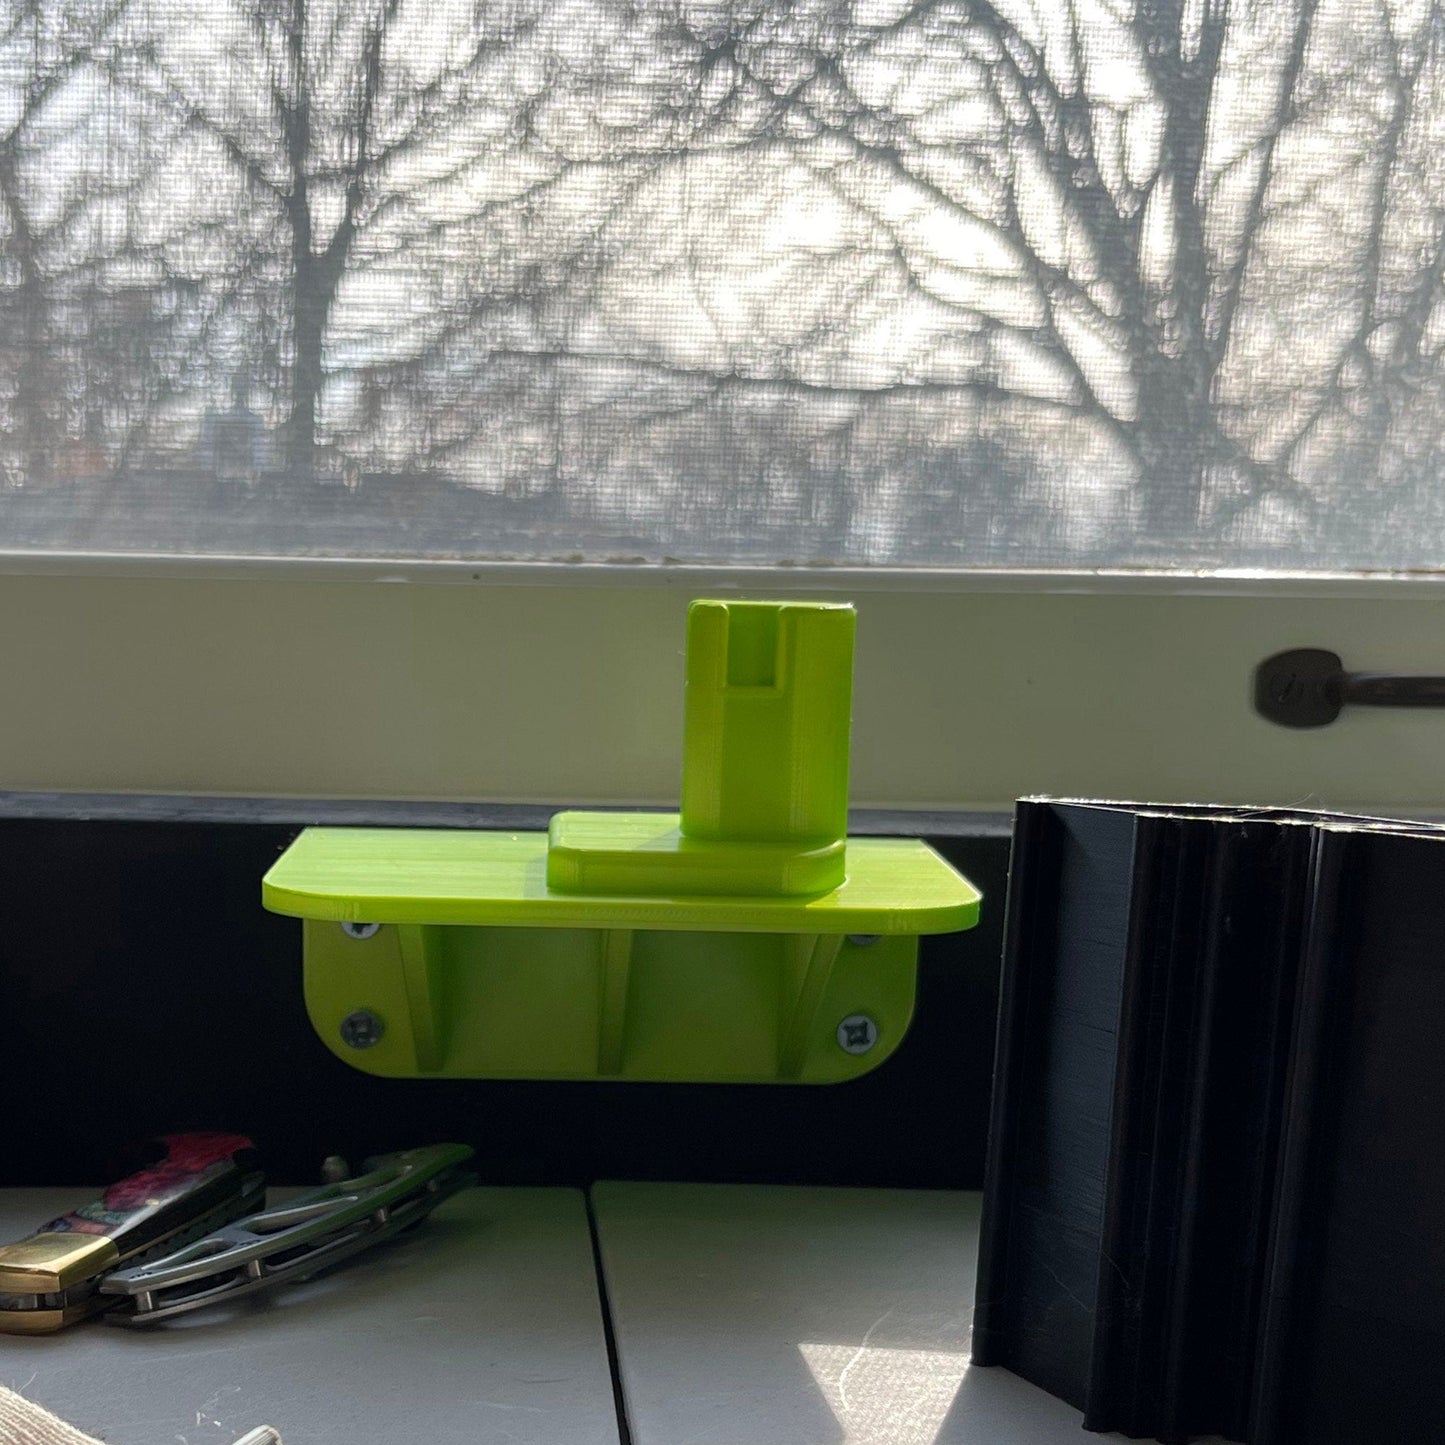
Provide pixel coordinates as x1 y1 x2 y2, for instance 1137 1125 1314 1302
341 921 381 940
837 1014 879 1055
846 934 881 946
339 1009 385 1049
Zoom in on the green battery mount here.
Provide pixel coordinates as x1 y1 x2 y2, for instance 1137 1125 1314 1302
262 599 981 1083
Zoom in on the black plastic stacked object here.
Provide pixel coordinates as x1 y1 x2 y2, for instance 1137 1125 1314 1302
972 799 1445 1445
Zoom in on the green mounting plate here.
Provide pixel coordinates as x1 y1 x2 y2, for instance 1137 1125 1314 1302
264 825 979 935
261 598 983 1084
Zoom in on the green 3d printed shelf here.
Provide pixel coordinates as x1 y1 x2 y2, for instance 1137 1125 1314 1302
262 599 981 1083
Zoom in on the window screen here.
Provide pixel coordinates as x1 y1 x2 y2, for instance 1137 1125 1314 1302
0 0 1439 569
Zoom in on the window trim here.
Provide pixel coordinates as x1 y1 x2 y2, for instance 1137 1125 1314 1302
0 561 1440 815
2 549 1445 600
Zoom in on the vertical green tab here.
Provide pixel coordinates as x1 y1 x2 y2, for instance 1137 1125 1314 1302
680 600 856 846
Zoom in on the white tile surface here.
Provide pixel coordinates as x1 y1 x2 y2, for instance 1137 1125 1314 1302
592 1182 1226 1445
0 1186 620 1445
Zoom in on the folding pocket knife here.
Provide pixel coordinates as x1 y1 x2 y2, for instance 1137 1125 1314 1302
101 1142 476 1325
0 1133 263 1333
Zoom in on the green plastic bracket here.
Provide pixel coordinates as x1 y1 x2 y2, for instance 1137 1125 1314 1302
262 599 981 1084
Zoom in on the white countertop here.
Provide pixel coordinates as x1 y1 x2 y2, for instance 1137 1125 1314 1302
592 1182 1227 1445
0 1187 620 1445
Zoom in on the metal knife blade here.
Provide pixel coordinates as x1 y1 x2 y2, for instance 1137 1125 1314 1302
101 1142 475 1326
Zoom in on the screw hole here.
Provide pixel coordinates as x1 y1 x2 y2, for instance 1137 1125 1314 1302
339 1009 385 1049
836 1014 879 1055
